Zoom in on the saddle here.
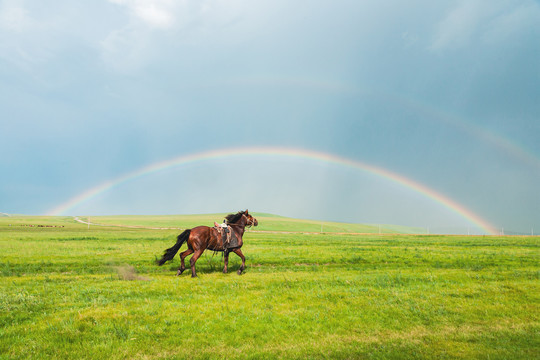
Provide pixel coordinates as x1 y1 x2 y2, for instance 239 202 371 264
213 223 240 250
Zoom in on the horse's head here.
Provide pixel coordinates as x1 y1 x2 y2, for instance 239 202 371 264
225 210 258 227
243 210 258 227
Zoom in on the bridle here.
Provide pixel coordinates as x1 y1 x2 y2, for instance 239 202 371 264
245 214 256 228
228 214 255 228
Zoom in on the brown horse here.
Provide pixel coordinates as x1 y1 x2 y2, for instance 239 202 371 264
157 210 258 277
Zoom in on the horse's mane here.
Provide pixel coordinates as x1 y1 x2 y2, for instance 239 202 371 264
224 211 246 224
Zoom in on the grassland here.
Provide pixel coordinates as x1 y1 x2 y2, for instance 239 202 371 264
75 213 424 233
0 215 538 359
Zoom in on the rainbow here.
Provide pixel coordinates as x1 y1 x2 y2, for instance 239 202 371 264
46 146 498 234
225 76 540 169
387 93 540 171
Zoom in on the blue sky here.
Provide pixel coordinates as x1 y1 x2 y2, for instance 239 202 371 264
1 0 539 234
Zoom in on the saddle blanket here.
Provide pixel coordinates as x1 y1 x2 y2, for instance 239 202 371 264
214 225 240 249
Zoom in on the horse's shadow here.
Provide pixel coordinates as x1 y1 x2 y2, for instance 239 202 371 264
166 254 244 275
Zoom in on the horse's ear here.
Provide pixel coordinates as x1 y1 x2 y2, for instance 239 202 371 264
245 209 249 215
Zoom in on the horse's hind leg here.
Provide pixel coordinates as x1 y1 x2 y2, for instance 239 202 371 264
232 248 246 275
223 251 229 273
189 249 204 278
177 248 194 276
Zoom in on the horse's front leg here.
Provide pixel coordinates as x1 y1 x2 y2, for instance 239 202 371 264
177 248 193 276
232 248 246 275
223 250 229 273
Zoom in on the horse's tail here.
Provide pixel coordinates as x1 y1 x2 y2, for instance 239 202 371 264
157 229 191 266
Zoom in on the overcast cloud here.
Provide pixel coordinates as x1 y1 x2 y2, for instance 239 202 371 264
1 0 539 234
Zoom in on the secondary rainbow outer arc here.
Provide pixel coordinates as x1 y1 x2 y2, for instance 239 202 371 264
46 147 498 235
227 76 540 169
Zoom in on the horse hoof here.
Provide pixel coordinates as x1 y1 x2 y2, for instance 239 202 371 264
237 270 243 275
191 274 198 278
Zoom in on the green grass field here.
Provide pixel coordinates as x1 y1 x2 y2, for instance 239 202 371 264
0 215 538 359
75 213 424 234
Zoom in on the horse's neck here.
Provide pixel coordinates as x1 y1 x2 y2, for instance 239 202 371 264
230 224 245 235
230 219 246 236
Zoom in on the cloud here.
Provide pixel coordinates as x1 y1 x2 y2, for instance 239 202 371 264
482 1 540 43
0 2 115 69
108 0 176 29
100 26 151 72
0 1 41 67
430 0 540 51
100 0 223 71
1 1 538 232
101 0 180 71
430 1 488 51
0 0 32 32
